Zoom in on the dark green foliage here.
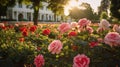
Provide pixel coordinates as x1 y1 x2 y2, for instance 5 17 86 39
110 0 120 20
0 0 16 17
100 11 108 20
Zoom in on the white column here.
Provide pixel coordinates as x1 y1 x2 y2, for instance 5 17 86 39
50 15 52 21
39 14 41 20
12 11 14 19
31 13 33 21
25 12 27 20
47 14 49 20
23 12 25 19
56 15 57 22
16 11 18 21
52 15 54 21
44 14 46 21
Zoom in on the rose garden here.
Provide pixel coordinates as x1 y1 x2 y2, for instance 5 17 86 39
0 0 120 67
0 18 120 67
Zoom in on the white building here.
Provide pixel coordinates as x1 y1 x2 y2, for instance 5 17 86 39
7 2 61 22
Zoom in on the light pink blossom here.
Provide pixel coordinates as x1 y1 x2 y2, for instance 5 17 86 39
78 18 91 28
86 26 94 34
71 22 78 28
104 32 120 46
113 24 120 33
73 54 90 67
34 54 45 67
48 40 63 54
58 23 71 33
99 19 111 30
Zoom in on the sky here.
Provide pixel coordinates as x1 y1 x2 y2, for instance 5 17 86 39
78 0 102 12
64 0 102 16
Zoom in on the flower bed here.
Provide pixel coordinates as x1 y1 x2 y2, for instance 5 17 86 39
0 18 120 67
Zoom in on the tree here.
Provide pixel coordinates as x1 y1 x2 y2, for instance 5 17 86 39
110 0 120 20
18 0 47 25
0 0 16 19
98 0 110 16
47 0 69 22
20 0 69 25
69 3 96 21
100 12 108 20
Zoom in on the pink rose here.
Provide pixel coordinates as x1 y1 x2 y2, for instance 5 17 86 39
73 54 90 67
104 32 120 46
86 26 94 34
113 24 120 33
48 40 63 54
99 19 111 30
71 22 78 28
34 54 45 67
58 23 71 33
78 18 91 28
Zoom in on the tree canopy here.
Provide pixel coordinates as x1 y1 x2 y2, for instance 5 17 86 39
0 0 16 17
110 0 120 20
69 3 97 21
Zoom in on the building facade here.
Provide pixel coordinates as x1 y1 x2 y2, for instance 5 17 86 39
7 2 61 22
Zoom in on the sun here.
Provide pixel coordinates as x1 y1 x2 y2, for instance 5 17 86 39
64 0 101 16
64 0 79 16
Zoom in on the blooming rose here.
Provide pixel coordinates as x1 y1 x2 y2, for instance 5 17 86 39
89 42 98 48
104 32 120 46
20 27 27 32
29 25 37 32
48 40 63 54
22 31 28 37
68 31 77 37
42 29 51 35
0 23 5 27
0 23 6 30
58 23 71 33
34 54 45 67
73 54 90 67
113 24 120 33
99 19 111 30
71 22 78 28
86 26 94 34
78 18 91 28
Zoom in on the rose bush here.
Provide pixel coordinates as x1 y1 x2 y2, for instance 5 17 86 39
0 18 120 67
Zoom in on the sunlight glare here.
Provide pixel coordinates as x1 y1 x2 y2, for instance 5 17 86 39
64 0 101 16
64 0 79 16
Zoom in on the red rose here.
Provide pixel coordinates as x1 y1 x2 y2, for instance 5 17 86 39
42 29 50 35
89 42 98 48
29 25 37 32
68 31 77 37
20 27 27 32
8 25 14 29
19 37 24 42
22 31 28 36
1 26 7 30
